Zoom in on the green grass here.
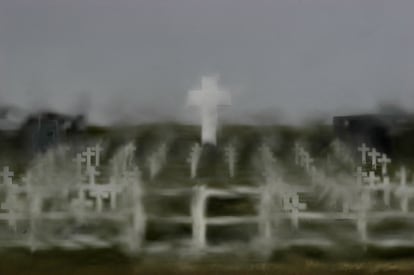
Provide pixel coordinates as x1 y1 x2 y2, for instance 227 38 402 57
2 248 414 274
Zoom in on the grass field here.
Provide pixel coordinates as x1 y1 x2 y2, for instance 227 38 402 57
2 248 414 274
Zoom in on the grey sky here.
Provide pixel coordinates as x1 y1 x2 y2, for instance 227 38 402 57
0 0 413 125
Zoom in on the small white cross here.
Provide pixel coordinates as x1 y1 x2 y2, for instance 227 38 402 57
93 144 104 166
367 148 381 168
357 143 370 164
377 153 391 176
82 147 95 169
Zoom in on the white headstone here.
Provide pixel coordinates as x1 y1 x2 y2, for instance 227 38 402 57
187 76 231 145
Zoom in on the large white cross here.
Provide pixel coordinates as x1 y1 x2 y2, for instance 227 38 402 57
187 76 231 145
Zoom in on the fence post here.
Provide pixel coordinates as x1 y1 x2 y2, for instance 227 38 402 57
356 189 370 244
192 185 207 250
258 184 273 244
27 184 42 252
126 170 146 253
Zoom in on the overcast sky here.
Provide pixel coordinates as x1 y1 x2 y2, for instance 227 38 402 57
1 0 414 125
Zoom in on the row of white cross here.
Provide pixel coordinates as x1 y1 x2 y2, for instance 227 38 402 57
1 141 414 251
0 144 121 224
357 143 391 173
296 142 414 211
0 141 241 221
295 141 414 242
72 144 128 213
0 144 145 251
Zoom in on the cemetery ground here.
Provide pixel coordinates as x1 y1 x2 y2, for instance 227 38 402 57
2 248 414 274
1 123 414 274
